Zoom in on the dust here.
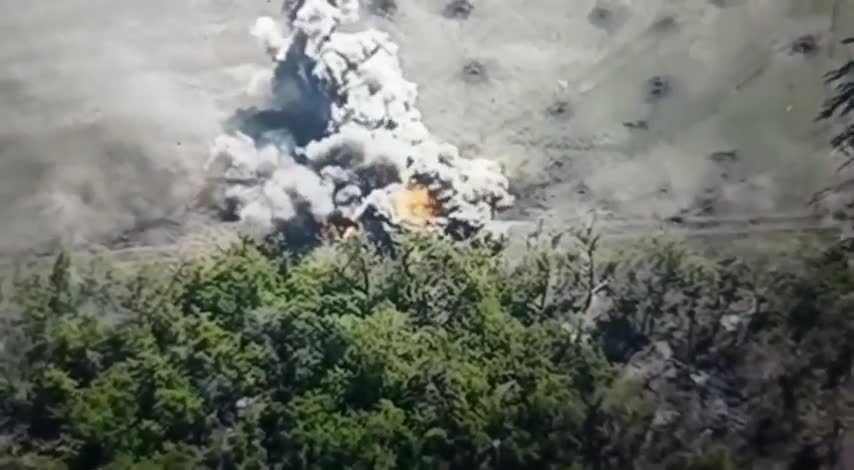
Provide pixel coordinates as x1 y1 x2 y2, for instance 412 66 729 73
0 0 277 254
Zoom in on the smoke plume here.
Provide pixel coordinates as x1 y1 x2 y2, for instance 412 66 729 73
206 0 515 242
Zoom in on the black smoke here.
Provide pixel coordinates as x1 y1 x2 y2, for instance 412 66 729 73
226 38 333 150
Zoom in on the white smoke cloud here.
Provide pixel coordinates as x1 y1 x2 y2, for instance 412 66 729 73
207 0 514 240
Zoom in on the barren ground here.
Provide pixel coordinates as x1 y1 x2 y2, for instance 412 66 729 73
1 0 853 260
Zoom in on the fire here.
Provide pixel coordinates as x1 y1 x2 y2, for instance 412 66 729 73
393 181 442 227
320 180 442 240
342 225 360 239
322 214 362 240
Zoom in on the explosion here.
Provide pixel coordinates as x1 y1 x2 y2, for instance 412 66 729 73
320 212 362 240
393 181 442 228
205 0 514 244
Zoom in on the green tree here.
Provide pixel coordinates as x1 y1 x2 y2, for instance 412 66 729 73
1 230 851 470
0 235 620 469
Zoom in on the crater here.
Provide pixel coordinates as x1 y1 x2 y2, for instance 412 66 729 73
443 0 474 20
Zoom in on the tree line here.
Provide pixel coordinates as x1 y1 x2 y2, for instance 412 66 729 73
0 227 851 469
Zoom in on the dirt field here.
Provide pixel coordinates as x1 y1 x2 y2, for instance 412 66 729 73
1 0 853 260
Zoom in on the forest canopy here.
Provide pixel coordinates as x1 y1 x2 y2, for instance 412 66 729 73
0 229 852 470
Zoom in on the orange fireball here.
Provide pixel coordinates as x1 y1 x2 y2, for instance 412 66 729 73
393 181 442 227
